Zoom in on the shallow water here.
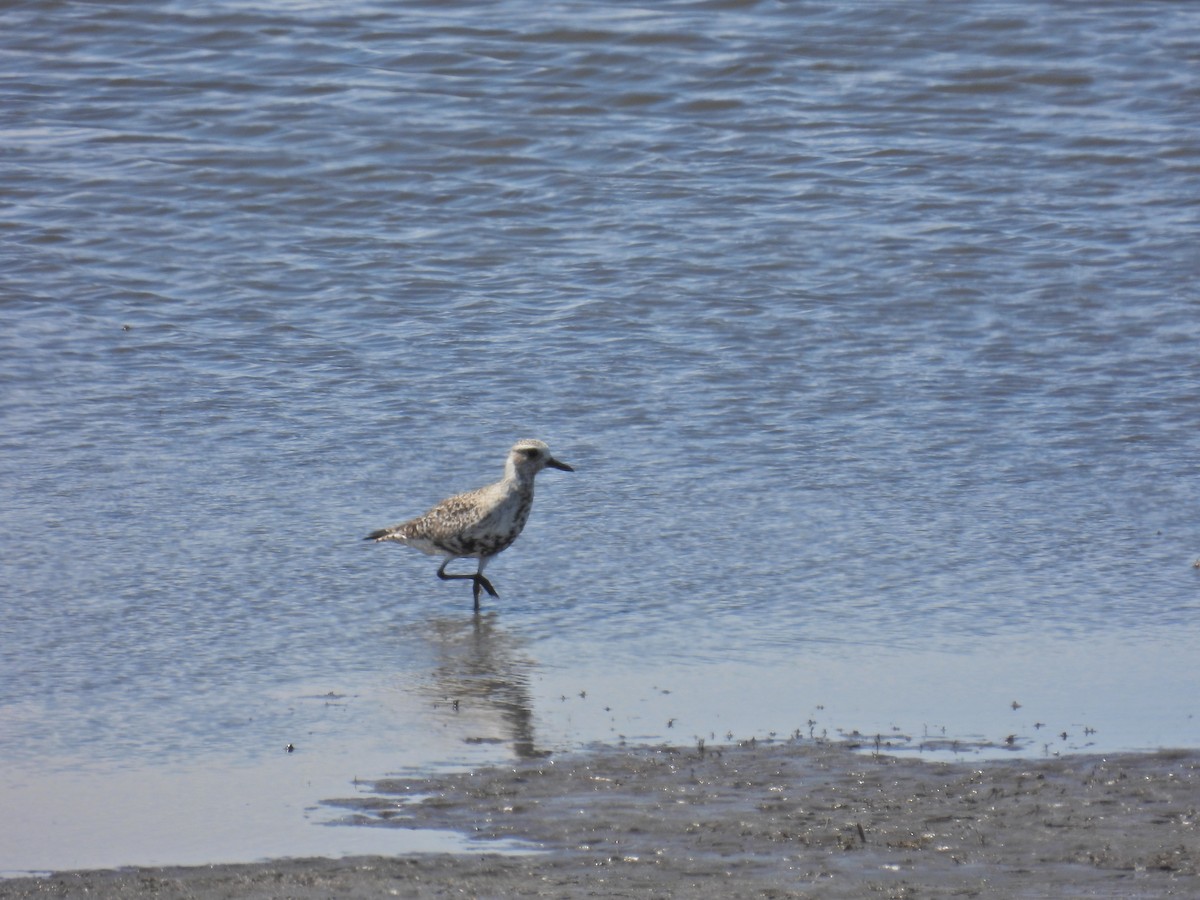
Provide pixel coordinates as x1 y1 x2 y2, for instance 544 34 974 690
2 0 1199 875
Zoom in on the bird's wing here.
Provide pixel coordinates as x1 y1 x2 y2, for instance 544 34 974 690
416 486 495 534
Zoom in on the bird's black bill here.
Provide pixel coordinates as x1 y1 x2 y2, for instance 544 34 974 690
547 458 574 471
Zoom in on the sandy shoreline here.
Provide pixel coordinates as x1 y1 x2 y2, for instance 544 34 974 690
4 740 1197 898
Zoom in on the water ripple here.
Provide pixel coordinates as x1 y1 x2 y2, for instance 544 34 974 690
2 0 1198 772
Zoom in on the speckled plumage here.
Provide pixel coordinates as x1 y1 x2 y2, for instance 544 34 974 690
366 439 573 611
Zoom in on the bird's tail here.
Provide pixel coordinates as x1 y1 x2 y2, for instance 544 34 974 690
364 528 393 542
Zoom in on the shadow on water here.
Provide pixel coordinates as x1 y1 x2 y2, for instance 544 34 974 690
415 613 546 761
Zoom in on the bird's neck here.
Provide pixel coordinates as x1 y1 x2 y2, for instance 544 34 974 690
502 460 536 491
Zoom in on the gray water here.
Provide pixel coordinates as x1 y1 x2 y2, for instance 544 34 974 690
2 0 1199 874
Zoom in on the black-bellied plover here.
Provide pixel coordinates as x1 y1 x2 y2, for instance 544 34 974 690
365 439 574 611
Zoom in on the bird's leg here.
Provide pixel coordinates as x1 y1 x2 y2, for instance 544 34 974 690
474 557 498 599
437 559 498 612
437 558 477 588
471 575 497 612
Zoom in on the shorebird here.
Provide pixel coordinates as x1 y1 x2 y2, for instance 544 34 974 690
365 439 574 611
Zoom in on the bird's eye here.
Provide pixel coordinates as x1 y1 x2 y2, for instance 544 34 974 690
521 447 540 458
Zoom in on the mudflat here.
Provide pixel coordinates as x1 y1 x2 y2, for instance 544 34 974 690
5 740 1197 898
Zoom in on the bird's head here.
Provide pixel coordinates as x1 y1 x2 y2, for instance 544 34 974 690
507 439 574 480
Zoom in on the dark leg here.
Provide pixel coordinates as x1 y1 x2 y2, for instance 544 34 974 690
437 559 498 612
470 571 499 613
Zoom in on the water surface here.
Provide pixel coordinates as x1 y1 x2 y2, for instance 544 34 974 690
2 0 1198 875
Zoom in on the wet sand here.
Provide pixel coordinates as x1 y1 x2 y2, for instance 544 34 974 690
4 739 1197 898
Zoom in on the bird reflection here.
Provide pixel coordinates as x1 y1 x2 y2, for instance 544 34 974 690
418 613 543 758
